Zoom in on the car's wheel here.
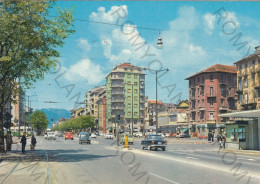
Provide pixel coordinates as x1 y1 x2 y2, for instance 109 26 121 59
142 145 145 150
162 147 165 151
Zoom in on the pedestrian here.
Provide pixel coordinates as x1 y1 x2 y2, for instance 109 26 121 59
31 134 37 151
211 132 214 142
218 133 223 149
6 131 13 151
222 133 226 149
208 131 212 142
21 132 27 154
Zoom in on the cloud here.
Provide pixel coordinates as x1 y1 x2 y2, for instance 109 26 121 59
203 13 216 35
77 38 91 52
65 59 105 85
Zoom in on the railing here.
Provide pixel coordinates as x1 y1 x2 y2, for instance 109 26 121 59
111 84 124 87
219 106 228 111
206 91 217 97
198 106 205 111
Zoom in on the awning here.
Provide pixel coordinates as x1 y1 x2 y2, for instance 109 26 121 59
219 109 260 118
181 128 189 132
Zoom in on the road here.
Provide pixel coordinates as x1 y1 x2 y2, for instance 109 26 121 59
1 135 260 184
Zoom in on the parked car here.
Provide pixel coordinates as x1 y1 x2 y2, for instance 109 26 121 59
133 132 143 138
90 133 97 138
94 131 100 136
44 133 48 139
180 133 190 138
47 132 56 140
141 134 167 151
79 134 91 144
158 133 165 138
119 134 134 145
65 132 74 140
56 132 63 137
164 133 170 138
105 133 113 139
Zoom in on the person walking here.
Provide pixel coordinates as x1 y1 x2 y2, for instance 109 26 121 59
218 133 223 149
31 135 37 151
222 133 226 149
21 132 27 154
6 131 13 151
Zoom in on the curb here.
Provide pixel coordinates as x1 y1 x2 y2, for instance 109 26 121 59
220 149 260 156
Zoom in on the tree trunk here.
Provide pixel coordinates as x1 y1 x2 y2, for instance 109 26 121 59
0 108 5 153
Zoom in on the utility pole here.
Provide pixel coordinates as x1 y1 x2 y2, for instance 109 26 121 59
117 114 120 146
155 71 158 135
131 84 134 136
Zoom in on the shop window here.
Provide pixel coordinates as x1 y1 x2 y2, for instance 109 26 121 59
239 127 246 142
230 128 237 141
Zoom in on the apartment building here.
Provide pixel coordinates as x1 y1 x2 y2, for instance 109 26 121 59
106 63 145 133
235 46 260 110
186 64 237 135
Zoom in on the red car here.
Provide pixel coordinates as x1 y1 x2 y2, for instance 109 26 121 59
65 132 74 140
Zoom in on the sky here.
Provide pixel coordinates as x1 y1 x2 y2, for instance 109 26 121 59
28 1 260 110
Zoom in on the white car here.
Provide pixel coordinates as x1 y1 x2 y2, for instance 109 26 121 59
47 132 56 140
133 132 143 138
90 134 97 138
44 133 48 139
105 133 113 139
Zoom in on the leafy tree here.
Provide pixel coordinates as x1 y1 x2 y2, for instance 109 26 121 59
0 1 74 152
27 110 48 135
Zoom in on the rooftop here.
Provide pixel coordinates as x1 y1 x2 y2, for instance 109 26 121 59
234 50 260 64
115 63 142 70
185 64 237 80
148 100 163 105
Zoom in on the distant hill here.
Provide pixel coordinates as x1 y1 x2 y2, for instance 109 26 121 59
39 108 71 128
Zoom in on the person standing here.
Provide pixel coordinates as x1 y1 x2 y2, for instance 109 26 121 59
6 131 13 151
31 135 37 151
21 132 27 154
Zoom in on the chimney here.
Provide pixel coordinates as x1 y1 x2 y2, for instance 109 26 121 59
255 46 260 52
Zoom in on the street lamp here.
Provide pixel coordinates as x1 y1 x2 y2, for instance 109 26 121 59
143 67 169 134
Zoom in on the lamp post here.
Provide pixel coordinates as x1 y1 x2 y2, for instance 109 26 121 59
143 68 169 134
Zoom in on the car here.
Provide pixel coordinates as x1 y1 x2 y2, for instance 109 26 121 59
158 133 165 138
79 134 91 144
56 132 63 137
141 134 167 151
105 133 113 139
90 134 97 138
79 132 89 138
133 132 143 138
47 132 56 140
44 133 48 139
164 133 170 138
119 134 134 145
180 133 191 138
65 132 74 140
94 131 100 136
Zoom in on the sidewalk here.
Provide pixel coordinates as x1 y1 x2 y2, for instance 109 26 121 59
165 138 210 144
220 148 260 156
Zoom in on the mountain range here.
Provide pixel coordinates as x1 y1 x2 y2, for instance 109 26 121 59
38 108 71 128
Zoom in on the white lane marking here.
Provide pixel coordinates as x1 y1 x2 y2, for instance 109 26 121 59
186 157 198 160
149 172 180 184
247 159 256 161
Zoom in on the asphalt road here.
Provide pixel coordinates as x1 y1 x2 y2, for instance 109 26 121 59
2 135 260 184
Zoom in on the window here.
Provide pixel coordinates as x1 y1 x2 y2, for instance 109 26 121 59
197 88 200 96
210 99 214 106
238 78 242 90
128 74 131 78
134 104 138 108
124 68 127 71
228 88 231 96
228 75 231 83
221 87 225 96
202 99 204 106
134 82 138 86
134 89 138 94
198 77 200 82
200 111 204 119
238 65 241 70
244 63 247 68
127 104 131 108
202 76 205 82
134 75 137 79
128 89 131 93
210 87 214 96
244 76 248 87
209 112 214 120
234 76 237 84
127 81 131 85
238 94 242 103
231 128 237 141
221 99 224 106
128 112 131 116
244 93 248 104
134 112 138 116
210 75 213 81
200 86 204 95
252 60 255 65
134 97 138 101
198 100 200 107
252 74 255 85
127 96 131 100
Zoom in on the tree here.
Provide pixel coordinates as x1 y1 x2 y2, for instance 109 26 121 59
28 110 48 135
0 1 75 152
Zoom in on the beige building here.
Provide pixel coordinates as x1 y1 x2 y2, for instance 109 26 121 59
235 46 260 111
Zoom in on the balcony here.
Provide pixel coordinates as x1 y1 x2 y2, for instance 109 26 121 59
242 69 248 76
111 99 124 102
206 92 217 98
219 80 227 86
111 91 124 95
190 108 196 112
140 85 145 88
219 106 228 111
111 106 124 110
111 84 124 88
199 83 205 87
140 92 145 96
198 106 205 111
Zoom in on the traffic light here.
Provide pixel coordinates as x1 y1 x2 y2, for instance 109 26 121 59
117 114 120 122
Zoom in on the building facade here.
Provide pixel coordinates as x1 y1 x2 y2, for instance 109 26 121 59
186 64 237 135
235 46 260 111
106 63 145 133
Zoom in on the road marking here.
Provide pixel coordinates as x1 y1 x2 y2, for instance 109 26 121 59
149 172 180 184
186 157 198 160
247 159 256 161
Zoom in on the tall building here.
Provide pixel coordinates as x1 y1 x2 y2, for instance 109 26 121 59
186 64 237 135
85 86 106 118
235 46 260 110
106 63 145 133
